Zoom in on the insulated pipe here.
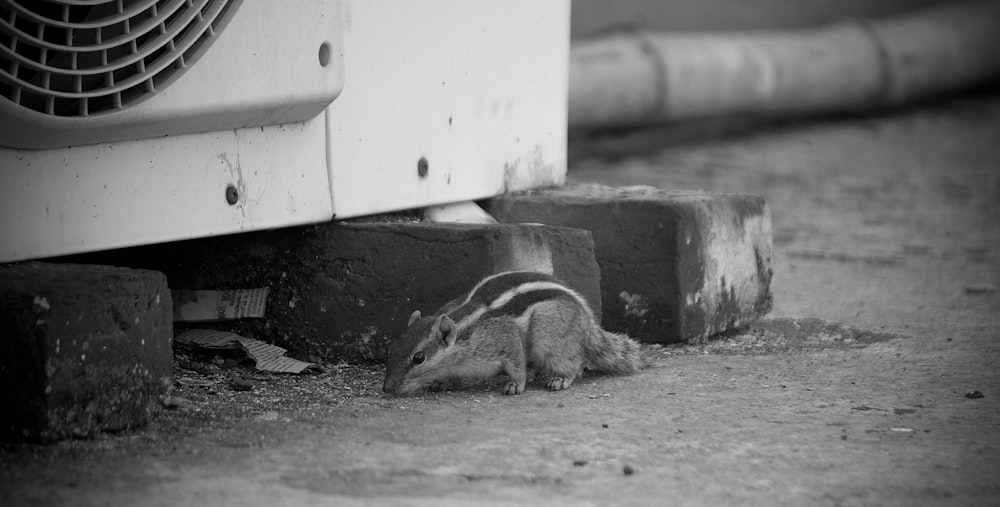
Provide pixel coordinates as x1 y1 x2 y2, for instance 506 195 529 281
568 0 1000 128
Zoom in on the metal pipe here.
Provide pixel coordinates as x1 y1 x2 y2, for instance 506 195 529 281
568 0 1000 128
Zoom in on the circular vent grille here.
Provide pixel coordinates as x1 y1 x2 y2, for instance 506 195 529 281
0 0 242 118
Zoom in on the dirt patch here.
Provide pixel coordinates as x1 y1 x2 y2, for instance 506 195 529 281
662 317 903 355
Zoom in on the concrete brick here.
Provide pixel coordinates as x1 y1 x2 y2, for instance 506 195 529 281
0 262 172 441
87 222 601 363
484 184 773 343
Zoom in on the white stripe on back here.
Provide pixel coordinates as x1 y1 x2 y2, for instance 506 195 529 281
451 276 593 335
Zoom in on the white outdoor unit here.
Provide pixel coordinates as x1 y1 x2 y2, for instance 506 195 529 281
0 0 570 262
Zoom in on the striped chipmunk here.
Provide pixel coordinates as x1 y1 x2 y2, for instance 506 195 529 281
383 271 643 396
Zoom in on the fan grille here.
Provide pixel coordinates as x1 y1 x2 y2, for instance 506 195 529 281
0 0 241 117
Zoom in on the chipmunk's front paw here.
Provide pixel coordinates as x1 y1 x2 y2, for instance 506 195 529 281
429 379 458 392
503 381 525 395
545 377 573 391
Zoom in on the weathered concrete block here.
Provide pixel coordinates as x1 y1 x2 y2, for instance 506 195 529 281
0 262 172 441
484 184 773 343
97 222 601 363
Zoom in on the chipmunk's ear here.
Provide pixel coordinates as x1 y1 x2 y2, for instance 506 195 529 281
407 310 422 327
435 315 457 347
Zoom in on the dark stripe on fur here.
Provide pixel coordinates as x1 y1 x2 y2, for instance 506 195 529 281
455 288 575 344
443 297 478 324
484 289 571 319
469 272 561 305
446 271 562 323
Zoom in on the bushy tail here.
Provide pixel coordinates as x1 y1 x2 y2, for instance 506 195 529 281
586 329 644 374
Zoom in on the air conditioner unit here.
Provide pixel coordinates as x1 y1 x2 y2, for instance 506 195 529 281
0 0 569 262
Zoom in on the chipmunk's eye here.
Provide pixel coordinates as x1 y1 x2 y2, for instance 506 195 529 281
412 351 425 365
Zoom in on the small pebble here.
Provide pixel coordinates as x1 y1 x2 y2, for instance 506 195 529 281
602 423 609 428
965 284 996 294
965 390 984 399
231 378 254 392
623 465 635 476
573 460 587 467
162 395 194 410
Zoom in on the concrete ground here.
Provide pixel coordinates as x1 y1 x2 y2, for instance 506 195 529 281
2 92 999 506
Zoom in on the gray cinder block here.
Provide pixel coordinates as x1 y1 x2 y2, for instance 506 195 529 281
484 184 774 343
0 262 172 441
125 222 601 363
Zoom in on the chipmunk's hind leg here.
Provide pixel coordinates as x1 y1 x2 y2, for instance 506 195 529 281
540 346 584 391
527 300 586 391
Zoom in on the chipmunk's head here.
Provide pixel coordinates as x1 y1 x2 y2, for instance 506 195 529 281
383 310 458 395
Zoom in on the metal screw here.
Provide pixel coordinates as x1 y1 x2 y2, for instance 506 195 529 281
318 41 332 67
417 157 429 177
226 184 239 205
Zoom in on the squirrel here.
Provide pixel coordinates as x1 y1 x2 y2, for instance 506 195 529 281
382 270 643 396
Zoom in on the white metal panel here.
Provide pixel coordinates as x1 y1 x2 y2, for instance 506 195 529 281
0 1 571 262
0 1 345 150
0 118 332 262
326 0 570 219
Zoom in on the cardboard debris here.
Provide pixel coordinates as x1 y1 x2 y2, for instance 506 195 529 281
174 329 321 374
173 288 269 323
